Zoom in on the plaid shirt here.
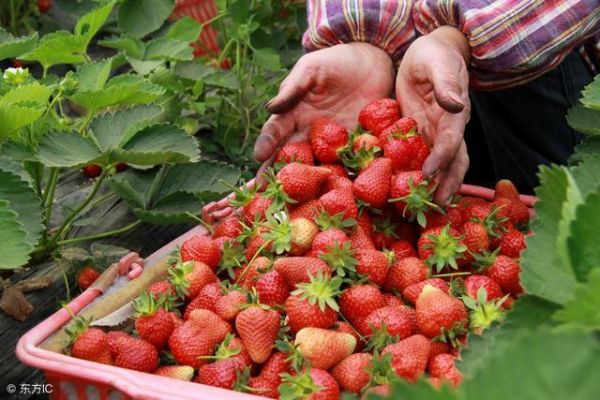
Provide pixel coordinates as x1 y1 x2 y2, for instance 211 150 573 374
302 0 600 89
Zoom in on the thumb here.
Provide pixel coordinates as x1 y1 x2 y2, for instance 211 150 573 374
266 59 314 114
429 57 468 114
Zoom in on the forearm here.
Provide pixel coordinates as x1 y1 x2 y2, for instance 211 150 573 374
413 0 600 89
302 0 416 64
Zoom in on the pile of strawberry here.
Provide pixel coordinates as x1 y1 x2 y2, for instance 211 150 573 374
66 98 530 399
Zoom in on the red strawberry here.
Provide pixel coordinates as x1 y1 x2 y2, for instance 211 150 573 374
352 133 381 151
82 164 101 178
499 229 526 258
320 188 358 221
153 365 195 381
320 163 349 178
250 352 289 397
350 224 376 250
309 118 349 163
37 0 52 13
358 98 401 137
494 179 520 201
353 157 393 208
106 331 129 359
249 376 279 398
428 353 462 387
180 235 221 270
183 282 221 319
236 306 280 363
331 353 372 394
244 227 272 260
382 334 430 382
417 226 467 273
114 336 158 372
170 261 218 301
383 293 405 308
423 206 464 231
464 275 504 300
332 321 363 352
277 163 331 203
364 306 415 339
509 200 530 225
482 254 523 295
213 216 243 239
148 280 175 297
289 199 323 221
429 340 451 359
382 121 430 172
415 285 468 338
390 239 417 259
213 236 234 252
295 327 356 369
274 257 332 290
390 170 440 227
76 266 100 290
275 142 314 165
364 385 391 398
461 221 490 259
403 278 449 305
354 249 390 286
462 202 492 222
286 272 341 333
311 228 349 256
384 256 428 293
323 175 353 193
238 192 273 223
70 324 112 365
379 116 418 141
339 285 386 331
256 270 290 306
196 336 251 389
280 368 340 400
237 256 271 289
372 216 400 250
215 289 247 321
133 293 175 348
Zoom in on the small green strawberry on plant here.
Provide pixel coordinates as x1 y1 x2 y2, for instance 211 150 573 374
462 287 509 334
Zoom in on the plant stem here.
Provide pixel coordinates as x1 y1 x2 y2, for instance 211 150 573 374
56 220 142 246
43 168 60 227
431 271 472 278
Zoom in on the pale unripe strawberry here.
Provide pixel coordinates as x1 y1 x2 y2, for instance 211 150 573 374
289 217 318 255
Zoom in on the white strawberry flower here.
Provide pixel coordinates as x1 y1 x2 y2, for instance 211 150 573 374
3 67 30 85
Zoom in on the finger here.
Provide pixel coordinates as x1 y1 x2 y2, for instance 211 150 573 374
433 141 470 205
422 109 468 178
255 155 276 187
253 113 296 162
428 56 468 114
266 59 313 114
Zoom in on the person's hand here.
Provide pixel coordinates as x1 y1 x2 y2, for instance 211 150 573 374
396 26 471 205
253 43 395 168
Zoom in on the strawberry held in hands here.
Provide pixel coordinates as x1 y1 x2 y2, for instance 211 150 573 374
358 98 401 137
382 119 430 172
309 117 349 163
276 162 331 203
353 157 393 208
275 142 315 165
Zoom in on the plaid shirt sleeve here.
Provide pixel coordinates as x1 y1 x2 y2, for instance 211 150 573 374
413 0 600 89
302 0 416 63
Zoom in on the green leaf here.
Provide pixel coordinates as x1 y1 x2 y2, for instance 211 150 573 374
75 59 113 91
0 105 45 141
580 75 600 110
74 0 117 49
174 62 215 81
126 56 164 75
134 192 204 224
570 155 600 203
566 104 600 136
1 140 39 162
380 378 458 400
108 168 156 210
118 0 175 38
570 137 600 165
521 165 578 304
166 16 203 43
556 170 582 273
553 267 600 331
254 48 281 71
567 186 600 281
36 131 101 167
157 160 241 199
204 71 240 89
0 200 32 269
0 168 43 249
144 37 194 61
98 35 145 59
0 155 34 186
21 31 86 69
0 82 52 106
0 29 38 61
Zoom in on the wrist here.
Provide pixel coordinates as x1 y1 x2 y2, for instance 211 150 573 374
429 26 470 64
347 42 396 79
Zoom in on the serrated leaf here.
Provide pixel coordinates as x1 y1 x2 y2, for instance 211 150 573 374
126 56 164 75
0 104 45 140
556 170 582 272
36 131 101 167
0 200 32 269
567 187 600 281
0 83 52 107
569 137 600 165
254 48 281 71
134 192 203 224
204 71 240 90
118 0 175 38
21 31 86 68
0 28 38 60
580 75 600 110
74 0 116 49
89 105 162 151
0 169 43 248
0 140 38 162
108 168 156 209
166 16 203 43
157 160 240 199
144 37 194 61
566 104 600 136
174 62 215 81
521 165 577 304
0 155 34 186
553 267 600 331
75 59 112 91
98 35 145 59
570 155 600 200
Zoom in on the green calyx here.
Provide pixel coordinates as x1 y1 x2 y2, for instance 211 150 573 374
319 241 358 277
232 367 255 393
198 333 241 361
262 168 297 213
315 211 356 232
64 316 93 348
340 143 381 172
279 369 322 400
132 291 164 317
262 211 293 255
476 204 509 238
423 225 468 272
373 215 399 239
389 177 442 228
389 126 418 140
292 272 342 312
365 352 396 389
217 240 247 279
462 287 509 333
276 338 307 372
168 260 194 299
225 179 258 208
366 323 399 353
472 248 500 272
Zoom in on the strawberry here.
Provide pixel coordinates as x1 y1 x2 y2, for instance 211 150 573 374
256 270 290 306
499 229 526 258
390 171 440 227
289 199 323 221
461 221 490 260
148 280 175 297
383 292 405 308
183 282 221 319
358 98 401 137
263 215 318 256
354 249 390 286
364 385 391 398
276 163 331 203
286 272 341 333
350 224 376 250
215 289 247 321
379 116 418 141
170 260 218 301
68 320 112 365
364 306 415 340
115 162 128 172
261 351 290 378
429 340 451 359
106 331 128 359
390 239 417 259
462 202 492 222
82 164 102 178
422 206 463 231
311 227 349 256
280 368 340 400
480 253 523 295
114 336 158 372
213 216 243 239
244 227 272 260
415 285 468 339
237 256 271 289
169 312 231 368
417 225 467 272
494 179 519 201
275 142 314 165
353 133 381 152
319 188 358 221
339 285 386 332
464 275 504 300
237 191 273 223
353 157 393 208
382 121 430 172
196 336 251 389
331 353 372 394
403 278 449 305
249 375 279 398
289 217 319 255
320 163 349 178
180 235 221 270
372 216 400 250
384 256 428 293
323 175 353 193
76 266 100 290
428 353 462 388
382 334 430 382
153 365 194 381
274 257 332 290
509 200 530 225
295 327 356 369
236 305 280 363
309 118 349 163
38 0 52 13
331 321 363 352
133 293 175 348
251 352 290 398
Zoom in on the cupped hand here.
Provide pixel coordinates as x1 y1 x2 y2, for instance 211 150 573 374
253 43 395 168
396 26 471 205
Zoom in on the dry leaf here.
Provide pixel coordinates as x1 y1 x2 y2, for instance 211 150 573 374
0 287 34 322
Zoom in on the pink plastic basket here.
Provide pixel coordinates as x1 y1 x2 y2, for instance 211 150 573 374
16 183 537 399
